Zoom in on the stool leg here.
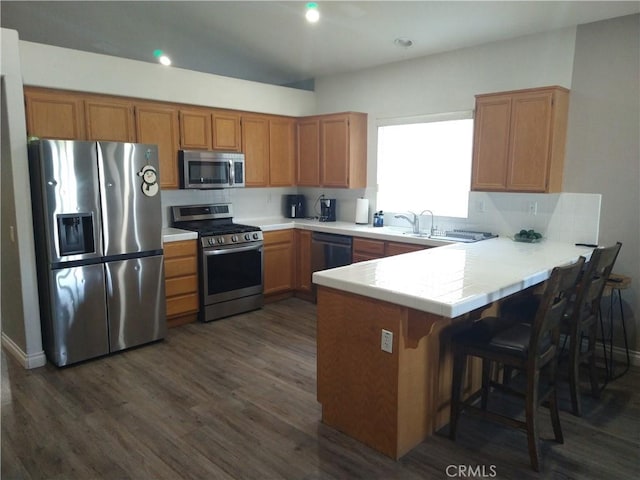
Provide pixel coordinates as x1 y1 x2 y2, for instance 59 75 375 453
598 305 610 380
548 355 564 444
587 320 600 399
450 348 465 441
526 370 541 472
568 329 582 416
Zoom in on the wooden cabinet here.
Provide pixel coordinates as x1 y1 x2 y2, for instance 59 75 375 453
353 237 428 263
164 240 199 327
179 108 212 149
297 112 367 188
471 86 569 193
385 241 427 257
135 103 180 189
295 230 313 294
352 237 385 263
263 230 295 296
212 110 242 151
24 87 86 140
297 117 321 186
84 96 136 142
241 114 270 187
268 116 296 186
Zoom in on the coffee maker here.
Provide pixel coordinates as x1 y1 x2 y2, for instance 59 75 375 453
319 198 337 222
284 194 306 218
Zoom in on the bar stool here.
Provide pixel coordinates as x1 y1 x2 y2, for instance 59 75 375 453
449 258 585 472
600 273 632 381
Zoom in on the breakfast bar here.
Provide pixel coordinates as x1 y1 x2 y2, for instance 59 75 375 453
313 238 593 459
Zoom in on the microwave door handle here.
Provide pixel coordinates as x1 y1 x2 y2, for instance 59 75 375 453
229 159 235 185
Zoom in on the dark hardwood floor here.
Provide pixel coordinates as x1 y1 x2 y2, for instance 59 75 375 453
2 298 639 479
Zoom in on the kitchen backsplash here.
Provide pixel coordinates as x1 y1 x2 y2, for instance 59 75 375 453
162 188 601 245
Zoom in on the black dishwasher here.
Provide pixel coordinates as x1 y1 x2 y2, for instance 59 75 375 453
311 232 352 299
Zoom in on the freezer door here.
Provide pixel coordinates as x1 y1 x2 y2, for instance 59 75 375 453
105 255 166 352
30 139 103 264
46 264 110 366
98 142 163 256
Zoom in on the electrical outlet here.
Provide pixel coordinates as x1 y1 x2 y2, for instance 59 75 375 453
528 201 538 216
381 329 393 353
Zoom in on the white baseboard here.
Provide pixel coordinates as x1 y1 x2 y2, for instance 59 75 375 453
1 332 46 369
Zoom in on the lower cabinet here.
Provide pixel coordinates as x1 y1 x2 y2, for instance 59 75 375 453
264 231 432 301
295 230 313 295
263 230 295 297
353 237 429 263
164 240 199 327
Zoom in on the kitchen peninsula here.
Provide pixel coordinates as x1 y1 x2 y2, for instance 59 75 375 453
313 238 593 459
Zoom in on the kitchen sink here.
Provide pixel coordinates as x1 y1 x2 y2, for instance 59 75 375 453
402 232 431 238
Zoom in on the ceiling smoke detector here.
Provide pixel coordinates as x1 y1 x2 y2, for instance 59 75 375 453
394 38 413 48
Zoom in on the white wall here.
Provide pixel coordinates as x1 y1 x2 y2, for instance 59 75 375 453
0 29 45 368
563 14 640 351
18 41 316 116
314 27 577 209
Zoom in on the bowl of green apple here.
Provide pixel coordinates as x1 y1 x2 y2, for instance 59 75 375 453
514 229 543 243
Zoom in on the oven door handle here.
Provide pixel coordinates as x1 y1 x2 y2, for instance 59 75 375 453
203 244 263 256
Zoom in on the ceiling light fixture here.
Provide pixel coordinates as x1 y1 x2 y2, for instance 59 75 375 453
153 49 172 66
305 2 320 23
394 38 413 48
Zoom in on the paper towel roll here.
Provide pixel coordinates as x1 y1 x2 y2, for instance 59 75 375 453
355 198 369 224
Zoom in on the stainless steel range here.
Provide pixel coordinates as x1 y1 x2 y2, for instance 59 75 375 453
172 203 263 322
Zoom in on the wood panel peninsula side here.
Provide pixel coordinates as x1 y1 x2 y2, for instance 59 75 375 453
313 238 593 460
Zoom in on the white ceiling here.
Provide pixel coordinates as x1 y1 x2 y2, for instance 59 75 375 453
2 1 638 89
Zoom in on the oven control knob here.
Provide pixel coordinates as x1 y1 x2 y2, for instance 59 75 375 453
217 237 225 244
208 238 214 246
252 233 260 240
231 235 238 242
244 233 251 241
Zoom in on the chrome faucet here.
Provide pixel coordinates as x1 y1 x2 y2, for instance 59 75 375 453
394 210 435 236
420 209 435 237
394 211 420 234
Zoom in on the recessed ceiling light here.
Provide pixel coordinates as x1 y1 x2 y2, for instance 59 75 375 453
394 38 413 48
153 49 171 66
306 2 320 23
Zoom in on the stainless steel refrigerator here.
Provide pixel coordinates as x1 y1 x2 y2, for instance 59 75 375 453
29 139 166 366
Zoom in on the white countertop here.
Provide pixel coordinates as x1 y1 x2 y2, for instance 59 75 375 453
312 237 594 318
237 217 455 247
162 228 198 243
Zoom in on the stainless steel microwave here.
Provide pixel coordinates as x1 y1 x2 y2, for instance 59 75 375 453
179 150 245 189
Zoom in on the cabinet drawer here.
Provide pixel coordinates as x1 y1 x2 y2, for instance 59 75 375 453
353 237 385 256
165 256 197 278
164 240 197 258
264 229 294 245
385 242 427 257
165 274 198 297
166 293 199 317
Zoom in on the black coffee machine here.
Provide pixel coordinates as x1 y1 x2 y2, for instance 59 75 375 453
320 198 337 222
284 194 306 218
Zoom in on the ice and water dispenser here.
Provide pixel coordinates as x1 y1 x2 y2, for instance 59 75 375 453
56 213 95 256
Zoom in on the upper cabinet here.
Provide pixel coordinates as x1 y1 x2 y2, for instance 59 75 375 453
23 87 368 190
179 108 213 150
24 87 86 140
268 116 296 186
471 86 569 193
297 112 367 188
135 103 180 190
296 118 321 186
241 114 270 187
212 111 242 151
84 96 136 142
